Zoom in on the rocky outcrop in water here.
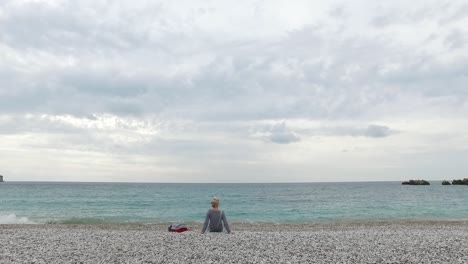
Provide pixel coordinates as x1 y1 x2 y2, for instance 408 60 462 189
442 180 451 185
452 178 468 185
402 180 430 185
0 175 3 182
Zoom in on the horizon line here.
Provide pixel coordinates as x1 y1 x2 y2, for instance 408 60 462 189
1 179 449 184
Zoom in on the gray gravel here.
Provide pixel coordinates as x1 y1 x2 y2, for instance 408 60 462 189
1 221 468 263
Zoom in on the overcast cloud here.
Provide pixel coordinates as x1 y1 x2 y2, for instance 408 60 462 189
1 0 468 182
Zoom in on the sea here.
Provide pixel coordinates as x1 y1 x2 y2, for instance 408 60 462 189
0 181 467 225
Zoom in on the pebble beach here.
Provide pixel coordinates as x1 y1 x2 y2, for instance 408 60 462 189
1 221 468 263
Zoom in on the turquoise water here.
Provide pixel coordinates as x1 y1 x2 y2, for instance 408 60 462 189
0 182 467 224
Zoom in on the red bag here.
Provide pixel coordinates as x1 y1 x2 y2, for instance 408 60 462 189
168 223 190 233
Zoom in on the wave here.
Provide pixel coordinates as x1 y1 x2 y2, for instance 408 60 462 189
0 214 35 224
46 217 116 225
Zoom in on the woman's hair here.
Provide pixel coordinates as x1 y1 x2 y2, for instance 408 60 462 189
211 197 220 206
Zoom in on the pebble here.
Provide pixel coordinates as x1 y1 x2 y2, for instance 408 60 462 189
0 221 467 263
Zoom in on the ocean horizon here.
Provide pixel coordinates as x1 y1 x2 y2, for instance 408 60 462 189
1 181 467 225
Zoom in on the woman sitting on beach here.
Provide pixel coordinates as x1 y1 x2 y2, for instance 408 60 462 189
201 197 232 234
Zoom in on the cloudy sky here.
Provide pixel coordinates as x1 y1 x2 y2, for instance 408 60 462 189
1 0 467 182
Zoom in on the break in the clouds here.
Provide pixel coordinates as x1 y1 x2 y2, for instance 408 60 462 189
1 0 468 182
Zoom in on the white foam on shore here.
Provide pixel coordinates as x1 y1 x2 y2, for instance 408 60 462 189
0 214 35 224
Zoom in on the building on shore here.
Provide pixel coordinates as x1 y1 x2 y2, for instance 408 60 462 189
0 175 3 182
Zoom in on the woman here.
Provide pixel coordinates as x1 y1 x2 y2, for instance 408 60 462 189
201 197 231 234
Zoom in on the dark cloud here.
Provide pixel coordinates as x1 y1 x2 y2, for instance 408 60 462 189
438 3 468 25
308 124 395 138
250 122 300 144
60 70 149 98
371 15 394 28
268 122 300 144
445 29 467 50
0 1 166 53
364 125 392 138
1 1 468 182
1 0 467 122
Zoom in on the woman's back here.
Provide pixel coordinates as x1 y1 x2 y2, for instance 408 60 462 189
201 197 232 234
205 209 225 232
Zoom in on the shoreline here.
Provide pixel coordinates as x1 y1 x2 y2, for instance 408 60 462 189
2 218 468 229
2 221 468 263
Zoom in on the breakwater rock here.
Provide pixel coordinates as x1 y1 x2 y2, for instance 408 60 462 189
442 180 451 185
402 180 430 185
452 178 468 185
